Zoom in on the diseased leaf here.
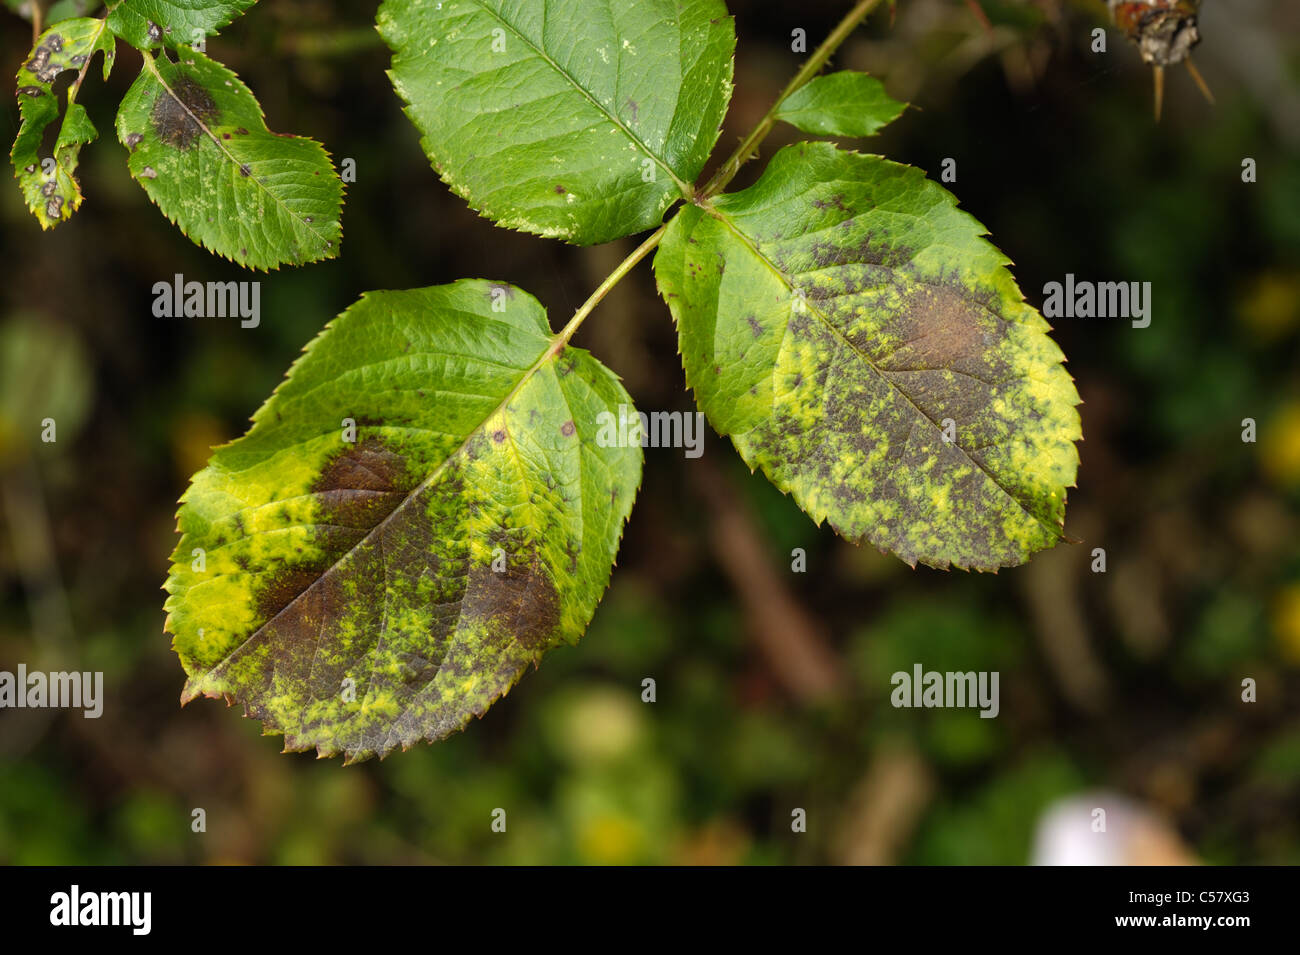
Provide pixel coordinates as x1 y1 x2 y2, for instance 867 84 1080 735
655 142 1080 571
114 48 343 269
10 18 115 229
106 0 256 50
774 71 905 138
164 280 643 761
377 0 735 245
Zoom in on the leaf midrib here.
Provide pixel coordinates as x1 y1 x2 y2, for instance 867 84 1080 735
699 200 1061 539
187 331 568 690
139 51 336 253
466 0 693 199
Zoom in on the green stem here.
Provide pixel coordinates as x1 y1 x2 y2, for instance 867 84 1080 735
65 15 109 110
548 223 667 354
554 0 887 344
699 0 888 199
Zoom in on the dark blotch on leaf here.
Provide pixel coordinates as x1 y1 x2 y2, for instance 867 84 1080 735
464 556 561 651
150 75 219 150
254 568 324 623
252 438 409 623
311 437 408 529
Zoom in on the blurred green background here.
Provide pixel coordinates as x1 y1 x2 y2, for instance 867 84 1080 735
1 0 1297 865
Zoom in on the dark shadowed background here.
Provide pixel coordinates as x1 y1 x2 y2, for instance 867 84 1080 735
1 0 1297 864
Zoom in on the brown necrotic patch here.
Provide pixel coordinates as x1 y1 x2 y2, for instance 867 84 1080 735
311 437 409 529
251 438 410 624
871 283 1004 379
254 567 328 623
463 556 562 651
151 75 219 150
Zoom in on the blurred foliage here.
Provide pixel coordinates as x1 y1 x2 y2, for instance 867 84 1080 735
0 0 1297 865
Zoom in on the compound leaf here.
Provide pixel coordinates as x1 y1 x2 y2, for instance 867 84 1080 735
115 47 343 269
655 142 1080 571
106 0 256 50
10 18 116 228
378 0 735 245
774 71 905 138
164 280 643 761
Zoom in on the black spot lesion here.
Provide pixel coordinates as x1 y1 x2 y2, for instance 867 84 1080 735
150 74 219 150
25 33 65 84
812 194 848 212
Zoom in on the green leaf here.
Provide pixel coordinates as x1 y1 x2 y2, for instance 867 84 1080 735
6 1 103 24
51 0 104 20
106 0 256 50
10 18 116 229
377 0 735 245
114 48 343 269
164 280 643 761
774 71 906 138
655 142 1080 571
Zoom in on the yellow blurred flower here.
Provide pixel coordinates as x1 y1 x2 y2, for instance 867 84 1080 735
1261 402 1300 490
171 412 229 484
1273 583 1300 665
1238 272 1300 344
577 812 643 865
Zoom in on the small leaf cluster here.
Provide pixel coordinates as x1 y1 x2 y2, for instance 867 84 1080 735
8 1 343 269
